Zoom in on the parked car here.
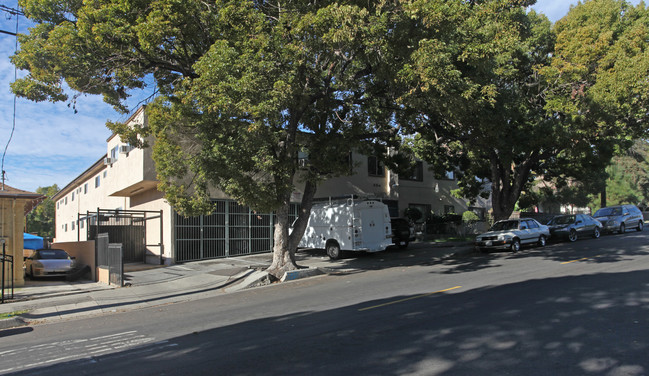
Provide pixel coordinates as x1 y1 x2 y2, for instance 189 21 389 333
391 217 415 248
593 204 644 234
25 249 76 278
475 218 550 252
547 214 603 242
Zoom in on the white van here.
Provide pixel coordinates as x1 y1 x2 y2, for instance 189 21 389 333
298 197 393 259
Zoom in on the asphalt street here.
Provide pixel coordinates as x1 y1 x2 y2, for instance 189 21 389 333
1 231 648 375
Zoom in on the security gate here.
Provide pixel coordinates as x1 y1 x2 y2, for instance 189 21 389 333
82 209 163 264
175 200 299 262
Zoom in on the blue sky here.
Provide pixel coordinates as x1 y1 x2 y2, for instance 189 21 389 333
0 0 644 193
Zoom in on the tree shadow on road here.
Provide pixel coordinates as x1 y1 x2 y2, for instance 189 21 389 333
7 269 649 375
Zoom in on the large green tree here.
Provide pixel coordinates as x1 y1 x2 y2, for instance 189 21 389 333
407 0 649 221
25 184 59 238
11 0 404 277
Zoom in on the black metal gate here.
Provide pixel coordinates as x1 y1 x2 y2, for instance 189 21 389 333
82 209 163 264
175 200 299 262
96 233 123 286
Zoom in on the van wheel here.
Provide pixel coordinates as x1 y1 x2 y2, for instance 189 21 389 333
326 241 342 260
637 221 644 232
619 223 626 234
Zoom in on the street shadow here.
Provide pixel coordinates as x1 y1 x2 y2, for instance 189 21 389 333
6 269 649 375
435 231 649 274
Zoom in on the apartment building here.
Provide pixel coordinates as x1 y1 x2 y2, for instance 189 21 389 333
53 106 485 265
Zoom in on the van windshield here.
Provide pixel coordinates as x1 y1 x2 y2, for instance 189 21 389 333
594 207 622 217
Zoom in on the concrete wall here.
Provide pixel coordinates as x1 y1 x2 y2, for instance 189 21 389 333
51 241 96 281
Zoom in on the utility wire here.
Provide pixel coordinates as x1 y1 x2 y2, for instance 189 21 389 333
1 7 19 190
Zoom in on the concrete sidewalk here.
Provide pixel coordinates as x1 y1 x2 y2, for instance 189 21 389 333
1 241 473 329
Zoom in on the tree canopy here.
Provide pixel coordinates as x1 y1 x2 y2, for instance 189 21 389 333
408 0 649 220
25 184 59 238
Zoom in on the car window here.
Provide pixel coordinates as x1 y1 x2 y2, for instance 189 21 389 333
594 207 621 217
490 220 519 231
36 250 70 260
551 215 574 225
525 220 539 229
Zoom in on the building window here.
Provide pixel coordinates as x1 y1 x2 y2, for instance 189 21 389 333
65 197 68 205
64 223 68 232
368 156 385 177
103 171 107 178
402 161 423 182
71 221 75 231
71 192 75 201
95 175 100 188
57 201 60 209
80 220 84 229
84 183 88 194
110 145 119 161
444 205 455 214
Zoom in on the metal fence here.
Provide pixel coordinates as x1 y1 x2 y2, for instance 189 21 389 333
1 240 13 304
175 200 300 262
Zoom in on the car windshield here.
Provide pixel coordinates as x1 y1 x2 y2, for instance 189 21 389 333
489 220 519 231
36 250 70 260
594 207 622 217
549 215 575 225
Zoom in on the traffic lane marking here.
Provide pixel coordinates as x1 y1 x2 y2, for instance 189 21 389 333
358 286 462 311
561 255 603 264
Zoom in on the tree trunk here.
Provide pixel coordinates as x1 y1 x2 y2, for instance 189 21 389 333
600 186 607 208
489 153 535 221
266 179 318 279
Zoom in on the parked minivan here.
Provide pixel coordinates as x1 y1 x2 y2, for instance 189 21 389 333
593 204 644 234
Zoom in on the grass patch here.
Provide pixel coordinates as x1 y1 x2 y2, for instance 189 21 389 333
0 310 28 320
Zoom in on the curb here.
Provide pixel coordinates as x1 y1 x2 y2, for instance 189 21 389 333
0 316 27 330
280 267 324 282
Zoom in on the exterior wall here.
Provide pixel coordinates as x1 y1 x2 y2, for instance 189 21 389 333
51 241 96 281
1 197 29 287
54 164 131 243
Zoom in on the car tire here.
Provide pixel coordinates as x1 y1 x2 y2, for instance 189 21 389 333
510 238 521 253
637 221 644 232
593 227 601 239
569 229 578 242
538 235 547 247
619 223 626 234
326 241 342 260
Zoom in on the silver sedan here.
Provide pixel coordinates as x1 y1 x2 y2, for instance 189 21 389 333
25 249 76 278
